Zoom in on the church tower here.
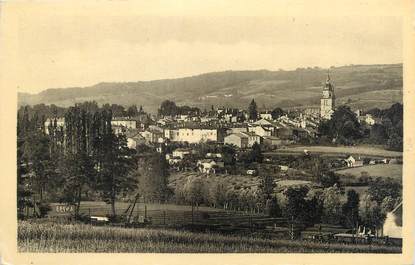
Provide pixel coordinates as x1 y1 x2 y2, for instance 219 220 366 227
320 71 335 119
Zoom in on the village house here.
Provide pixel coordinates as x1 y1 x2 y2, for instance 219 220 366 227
344 155 364 167
140 129 164 144
262 136 288 148
224 132 261 148
125 131 146 149
172 148 192 159
224 133 249 148
259 111 273 120
248 125 273 137
44 117 65 134
164 127 224 143
243 132 262 146
226 126 248 135
111 117 137 129
197 159 225 174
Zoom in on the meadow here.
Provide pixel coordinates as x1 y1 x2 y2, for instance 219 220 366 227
336 164 402 180
270 145 403 158
18 221 401 253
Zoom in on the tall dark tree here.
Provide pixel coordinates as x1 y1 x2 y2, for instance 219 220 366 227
342 189 360 228
136 152 170 202
319 105 362 144
283 186 314 225
251 142 263 163
271 107 284 120
127 105 139 117
248 99 258 121
159 100 178 117
99 133 136 216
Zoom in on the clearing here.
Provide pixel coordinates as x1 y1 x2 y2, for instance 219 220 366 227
335 164 402 180
266 145 402 158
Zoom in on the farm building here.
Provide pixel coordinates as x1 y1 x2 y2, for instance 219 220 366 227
224 133 249 148
172 148 192 159
126 131 146 149
345 155 364 167
197 159 225 174
263 136 287 148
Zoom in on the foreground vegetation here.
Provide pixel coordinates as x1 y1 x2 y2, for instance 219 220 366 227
18 221 401 253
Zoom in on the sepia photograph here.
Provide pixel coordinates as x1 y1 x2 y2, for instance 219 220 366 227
0 1 414 264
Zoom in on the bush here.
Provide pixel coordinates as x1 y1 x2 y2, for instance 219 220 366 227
37 202 51 218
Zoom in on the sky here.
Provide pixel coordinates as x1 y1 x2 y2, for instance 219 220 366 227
10 9 402 94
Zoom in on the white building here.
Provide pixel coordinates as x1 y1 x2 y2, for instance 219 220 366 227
44 117 65 134
248 125 273 137
172 148 192 159
197 159 224 174
111 118 137 129
164 128 221 143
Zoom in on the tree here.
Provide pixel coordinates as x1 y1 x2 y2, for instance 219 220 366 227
258 175 276 206
248 99 258 121
184 176 205 206
99 134 136 216
368 177 401 204
208 181 227 208
271 107 284 120
318 105 362 144
251 142 263 163
136 152 170 202
342 189 360 228
283 186 312 224
127 105 139 117
22 130 51 201
321 184 344 225
317 171 340 188
159 100 178 117
359 194 386 231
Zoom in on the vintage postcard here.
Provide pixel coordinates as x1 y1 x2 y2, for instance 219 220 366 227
0 0 414 265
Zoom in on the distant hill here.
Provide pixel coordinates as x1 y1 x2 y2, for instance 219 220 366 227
18 64 402 113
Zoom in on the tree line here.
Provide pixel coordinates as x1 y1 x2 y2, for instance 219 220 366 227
318 103 403 151
17 104 167 219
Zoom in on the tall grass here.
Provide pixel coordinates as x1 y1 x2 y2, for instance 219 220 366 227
18 221 401 253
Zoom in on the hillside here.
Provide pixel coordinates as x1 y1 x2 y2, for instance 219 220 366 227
18 64 402 113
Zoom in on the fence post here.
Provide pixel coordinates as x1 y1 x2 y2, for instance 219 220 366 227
191 203 194 227
145 205 147 219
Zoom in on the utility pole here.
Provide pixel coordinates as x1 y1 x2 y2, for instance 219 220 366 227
290 215 294 240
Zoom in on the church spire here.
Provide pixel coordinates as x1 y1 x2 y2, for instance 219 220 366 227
326 69 331 83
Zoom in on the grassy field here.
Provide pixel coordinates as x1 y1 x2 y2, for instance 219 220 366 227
18 221 401 253
336 164 402 180
267 145 402 158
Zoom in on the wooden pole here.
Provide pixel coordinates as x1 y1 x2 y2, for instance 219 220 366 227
191 203 194 228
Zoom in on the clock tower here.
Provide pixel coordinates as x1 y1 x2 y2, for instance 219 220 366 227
320 71 335 119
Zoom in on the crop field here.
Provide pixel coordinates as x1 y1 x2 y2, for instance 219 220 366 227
336 164 402 180
18 221 401 253
266 145 402 158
